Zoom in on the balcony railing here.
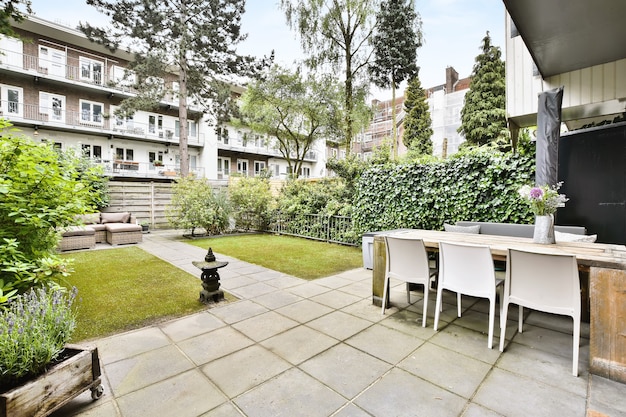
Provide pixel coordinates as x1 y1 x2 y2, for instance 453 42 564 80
217 138 318 162
0 47 186 107
97 160 205 179
1 101 205 146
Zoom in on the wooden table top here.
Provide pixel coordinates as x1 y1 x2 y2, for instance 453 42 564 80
376 229 626 270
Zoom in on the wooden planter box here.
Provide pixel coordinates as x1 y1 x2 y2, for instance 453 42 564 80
0 344 103 417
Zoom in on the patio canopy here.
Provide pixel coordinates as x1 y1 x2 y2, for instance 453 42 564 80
503 0 626 78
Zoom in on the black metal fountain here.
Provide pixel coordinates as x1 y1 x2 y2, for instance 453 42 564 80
192 248 228 303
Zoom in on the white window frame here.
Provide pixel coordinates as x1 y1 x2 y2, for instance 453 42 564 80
217 157 230 177
39 92 65 122
79 99 104 125
38 45 66 77
111 65 136 89
79 56 104 85
1 84 23 117
237 159 248 176
254 161 266 176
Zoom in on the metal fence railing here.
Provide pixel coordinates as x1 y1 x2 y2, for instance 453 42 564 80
267 213 358 246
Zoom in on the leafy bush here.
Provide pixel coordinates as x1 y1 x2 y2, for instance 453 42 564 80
0 121 104 300
166 177 231 235
229 176 273 230
353 148 535 236
277 178 352 217
0 285 77 390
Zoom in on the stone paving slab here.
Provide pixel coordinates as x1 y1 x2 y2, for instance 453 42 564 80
49 231 626 417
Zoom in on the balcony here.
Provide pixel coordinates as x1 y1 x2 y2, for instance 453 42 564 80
97 160 205 179
1 102 205 147
217 139 317 162
0 47 196 110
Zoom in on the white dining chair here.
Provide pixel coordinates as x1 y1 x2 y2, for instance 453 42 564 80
434 241 504 349
381 235 438 327
499 248 581 376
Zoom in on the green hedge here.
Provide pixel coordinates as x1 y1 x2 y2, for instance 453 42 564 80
353 150 536 234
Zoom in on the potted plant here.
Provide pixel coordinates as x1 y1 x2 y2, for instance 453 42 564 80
153 160 164 167
0 285 103 416
518 182 568 244
140 221 150 233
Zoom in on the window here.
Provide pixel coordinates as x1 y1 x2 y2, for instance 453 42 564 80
1 85 23 117
218 157 230 177
189 121 197 138
254 161 266 176
80 100 104 125
149 115 163 135
237 159 248 176
115 148 134 161
39 92 65 122
38 45 65 77
217 127 229 144
111 65 135 89
81 144 102 160
300 167 311 178
331 148 338 158
79 57 104 85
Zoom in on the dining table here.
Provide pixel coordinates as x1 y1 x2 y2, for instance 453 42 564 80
370 229 626 383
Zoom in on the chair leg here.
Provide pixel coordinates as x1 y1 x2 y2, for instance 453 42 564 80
518 305 524 332
487 297 495 349
406 282 411 304
422 283 428 327
434 286 443 331
457 293 462 317
381 277 389 315
572 316 580 377
499 300 509 352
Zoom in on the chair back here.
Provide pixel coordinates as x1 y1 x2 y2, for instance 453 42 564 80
384 235 430 283
438 241 495 298
506 249 580 316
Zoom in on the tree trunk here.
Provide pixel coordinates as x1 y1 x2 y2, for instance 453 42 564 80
178 3 189 177
391 79 398 159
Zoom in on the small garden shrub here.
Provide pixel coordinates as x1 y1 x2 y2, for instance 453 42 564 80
229 175 273 230
0 285 77 390
167 177 231 235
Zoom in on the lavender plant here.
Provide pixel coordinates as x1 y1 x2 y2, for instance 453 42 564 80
0 285 78 391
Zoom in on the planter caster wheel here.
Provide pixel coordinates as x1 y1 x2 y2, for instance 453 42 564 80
91 384 104 400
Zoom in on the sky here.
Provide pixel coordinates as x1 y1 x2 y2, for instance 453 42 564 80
27 0 505 100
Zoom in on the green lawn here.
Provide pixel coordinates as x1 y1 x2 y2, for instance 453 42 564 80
60 234 363 342
60 247 216 342
185 234 363 279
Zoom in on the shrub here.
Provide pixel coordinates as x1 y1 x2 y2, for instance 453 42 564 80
229 176 273 231
166 177 231 235
0 121 104 301
353 148 535 236
0 285 78 390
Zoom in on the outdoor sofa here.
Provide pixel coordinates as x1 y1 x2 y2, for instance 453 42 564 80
58 211 143 251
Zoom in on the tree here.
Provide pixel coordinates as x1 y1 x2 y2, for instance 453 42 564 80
402 72 432 156
458 32 506 146
1 0 31 36
80 0 268 177
279 0 377 153
369 0 423 159
228 175 273 231
239 65 342 178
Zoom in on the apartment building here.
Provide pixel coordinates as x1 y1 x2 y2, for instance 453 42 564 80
353 67 470 159
0 16 322 182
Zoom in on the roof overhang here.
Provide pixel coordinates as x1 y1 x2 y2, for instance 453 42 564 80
503 0 626 78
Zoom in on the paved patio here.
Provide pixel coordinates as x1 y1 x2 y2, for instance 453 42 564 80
51 231 625 417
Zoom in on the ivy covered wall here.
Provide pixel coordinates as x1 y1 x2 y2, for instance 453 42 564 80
353 150 535 234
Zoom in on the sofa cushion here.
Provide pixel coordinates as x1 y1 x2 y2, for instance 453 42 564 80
89 223 106 231
101 212 130 224
105 223 142 233
555 231 598 243
62 225 96 237
444 223 481 234
77 213 100 224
